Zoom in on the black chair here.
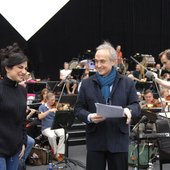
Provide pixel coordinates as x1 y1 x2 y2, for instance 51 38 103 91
156 119 170 170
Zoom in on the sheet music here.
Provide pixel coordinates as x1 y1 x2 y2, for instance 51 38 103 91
95 103 124 118
158 112 170 119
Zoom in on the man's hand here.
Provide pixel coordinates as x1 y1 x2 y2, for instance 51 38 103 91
151 71 158 79
146 71 158 79
89 113 106 124
123 108 132 124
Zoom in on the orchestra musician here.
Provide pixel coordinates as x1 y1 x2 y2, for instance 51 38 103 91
40 88 49 104
140 89 159 109
151 49 170 88
158 88 170 111
116 45 123 65
135 89 159 134
59 62 78 95
132 64 147 83
38 92 65 162
116 45 126 74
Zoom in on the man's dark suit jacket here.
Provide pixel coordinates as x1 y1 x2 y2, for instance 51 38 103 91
74 71 140 153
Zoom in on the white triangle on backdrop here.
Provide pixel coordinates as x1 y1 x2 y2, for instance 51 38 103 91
0 0 70 41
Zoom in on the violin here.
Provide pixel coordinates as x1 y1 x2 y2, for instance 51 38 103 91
145 99 160 108
53 101 71 111
154 97 170 108
57 103 71 110
51 101 58 109
154 102 162 107
166 95 170 101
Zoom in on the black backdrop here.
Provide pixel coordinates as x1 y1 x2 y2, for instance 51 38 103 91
0 0 170 80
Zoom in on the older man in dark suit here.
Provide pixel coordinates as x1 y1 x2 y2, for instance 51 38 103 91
74 41 140 170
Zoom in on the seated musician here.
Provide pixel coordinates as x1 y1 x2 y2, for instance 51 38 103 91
132 64 147 83
19 71 35 87
158 88 170 111
40 88 49 104
77 63 90 92
137 89 159 134
140 89 159 109
38 92 65 162
59 62 78 95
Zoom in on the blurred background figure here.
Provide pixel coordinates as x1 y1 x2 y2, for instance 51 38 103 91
140 89 159 109
38 92 65 162
116 45 123 66
40 88 49 104
59 62 78 95
116 45 126 74
132 64 147 83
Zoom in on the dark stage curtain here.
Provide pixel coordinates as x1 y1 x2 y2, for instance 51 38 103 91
0 0 170 79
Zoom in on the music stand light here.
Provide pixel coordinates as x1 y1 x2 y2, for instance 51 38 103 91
51 110 86 169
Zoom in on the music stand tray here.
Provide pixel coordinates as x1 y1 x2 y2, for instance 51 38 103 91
51 110 86 169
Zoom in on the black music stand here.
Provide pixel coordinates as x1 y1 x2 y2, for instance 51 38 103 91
89 71 96 77
142 109 159 123
71 68 85 81
60 95 77 108
51 110 86 169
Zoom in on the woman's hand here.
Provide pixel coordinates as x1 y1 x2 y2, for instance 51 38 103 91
19 144 25 160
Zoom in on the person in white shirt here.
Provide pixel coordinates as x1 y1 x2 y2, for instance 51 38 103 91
152 49 170 88
59 62 78 94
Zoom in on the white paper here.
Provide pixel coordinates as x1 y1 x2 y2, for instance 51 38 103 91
158 112 170 119
95 103 124 118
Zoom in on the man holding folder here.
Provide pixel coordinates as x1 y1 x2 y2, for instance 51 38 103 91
74 41 140 170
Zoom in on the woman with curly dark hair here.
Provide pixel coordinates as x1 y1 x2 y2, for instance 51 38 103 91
0 43 28 170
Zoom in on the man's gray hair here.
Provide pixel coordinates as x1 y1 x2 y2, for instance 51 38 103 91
96 41 117 64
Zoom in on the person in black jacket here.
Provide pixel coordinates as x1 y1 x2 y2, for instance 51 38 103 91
74 41 140 170
0 44 28 170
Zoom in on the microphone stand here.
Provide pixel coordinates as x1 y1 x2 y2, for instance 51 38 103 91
55 72 73 108
52 71 72 93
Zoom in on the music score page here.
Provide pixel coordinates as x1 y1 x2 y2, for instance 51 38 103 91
95 103 124 118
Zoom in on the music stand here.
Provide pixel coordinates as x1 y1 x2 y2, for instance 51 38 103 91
51 110 86 169
71 68 85 81
142 109 160 123
59 95 77 108
89 71 96 77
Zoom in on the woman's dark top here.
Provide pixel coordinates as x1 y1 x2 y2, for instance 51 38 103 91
0 76 27 157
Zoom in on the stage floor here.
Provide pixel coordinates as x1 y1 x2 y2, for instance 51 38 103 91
27 145 170 170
